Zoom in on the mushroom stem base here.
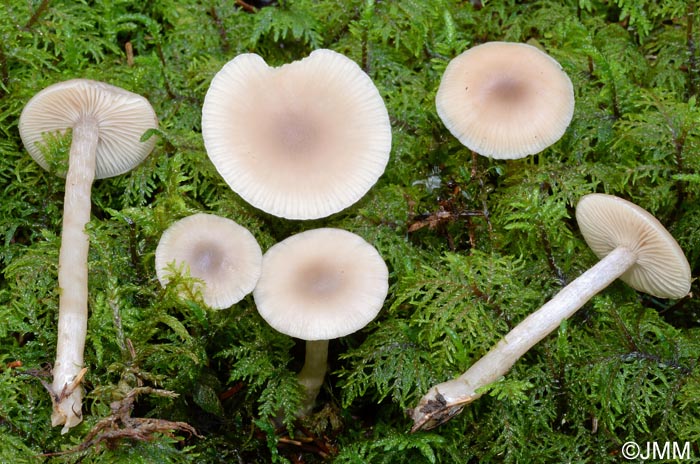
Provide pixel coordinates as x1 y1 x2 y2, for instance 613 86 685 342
49 367 87 433
297 339 329 416
410 246 637 431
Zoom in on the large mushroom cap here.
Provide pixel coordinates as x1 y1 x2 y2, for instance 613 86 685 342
155 213 263 310
436 41 574 159
202 49 392 220
254 228 389 340
575 193 691 299
19 79 158 179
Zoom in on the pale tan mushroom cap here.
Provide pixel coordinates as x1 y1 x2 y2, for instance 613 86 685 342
576 194 691 299
19 79 158 179
202 49 392 220
436 42 574 159
254 228 389 340
155 213 263 310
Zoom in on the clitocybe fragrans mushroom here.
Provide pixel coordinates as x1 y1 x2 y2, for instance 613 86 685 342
18 79 158 433
155 213 263 309
253 228 389 415
411 193 691 431
202 49 392 220
436 41 575 159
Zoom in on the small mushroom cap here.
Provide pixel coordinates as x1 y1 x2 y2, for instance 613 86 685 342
155 213 263 309
436 41 574 159
202 49 392 220
254 228 389 340
575 193 691 299
19 79 158 179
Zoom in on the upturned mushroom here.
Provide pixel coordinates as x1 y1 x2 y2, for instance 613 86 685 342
253 228 389 415
19 79 158 433
202 49 392 220
436 41 575 159
411 193 691 431
155 213 263 309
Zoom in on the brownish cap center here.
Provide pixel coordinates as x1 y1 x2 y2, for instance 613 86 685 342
190 242 225 277
486 76 528 104
296 261 344 298
271 111 321 158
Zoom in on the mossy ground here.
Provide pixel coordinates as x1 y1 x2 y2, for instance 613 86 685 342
1 0 699 462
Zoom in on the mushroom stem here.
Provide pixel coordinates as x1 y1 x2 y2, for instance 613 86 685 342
51 117 99 433
411 245 637 431
297 339 329 416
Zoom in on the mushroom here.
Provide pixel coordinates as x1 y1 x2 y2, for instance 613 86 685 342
411 193 691 431
18 79 158 433
253 228 389 415
155 213 263 309
436 41 575 159
202 49 392 220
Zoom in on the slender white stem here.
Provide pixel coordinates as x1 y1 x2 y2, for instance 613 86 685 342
411 246 638 431
51 118 99 433
297 339 329 416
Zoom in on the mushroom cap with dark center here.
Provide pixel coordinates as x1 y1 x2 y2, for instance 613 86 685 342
19 79 158 178
575 193 691 299
436 41 574 159
253 228 389 340
202 49 392 220
155 213 263 309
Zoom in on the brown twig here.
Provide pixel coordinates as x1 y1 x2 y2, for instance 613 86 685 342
294 421 334 457
208 6 231 53
276 421 334 460
219 382 245 401
154 42 176 101
24 0 51 30
470 150 478 180
42 386 200 457
125 41 134 67
236 0 257 13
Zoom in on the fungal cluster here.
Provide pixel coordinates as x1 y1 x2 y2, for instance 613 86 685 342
18 42 691 436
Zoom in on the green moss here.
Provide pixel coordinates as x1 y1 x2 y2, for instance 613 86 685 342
1 0 699 462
